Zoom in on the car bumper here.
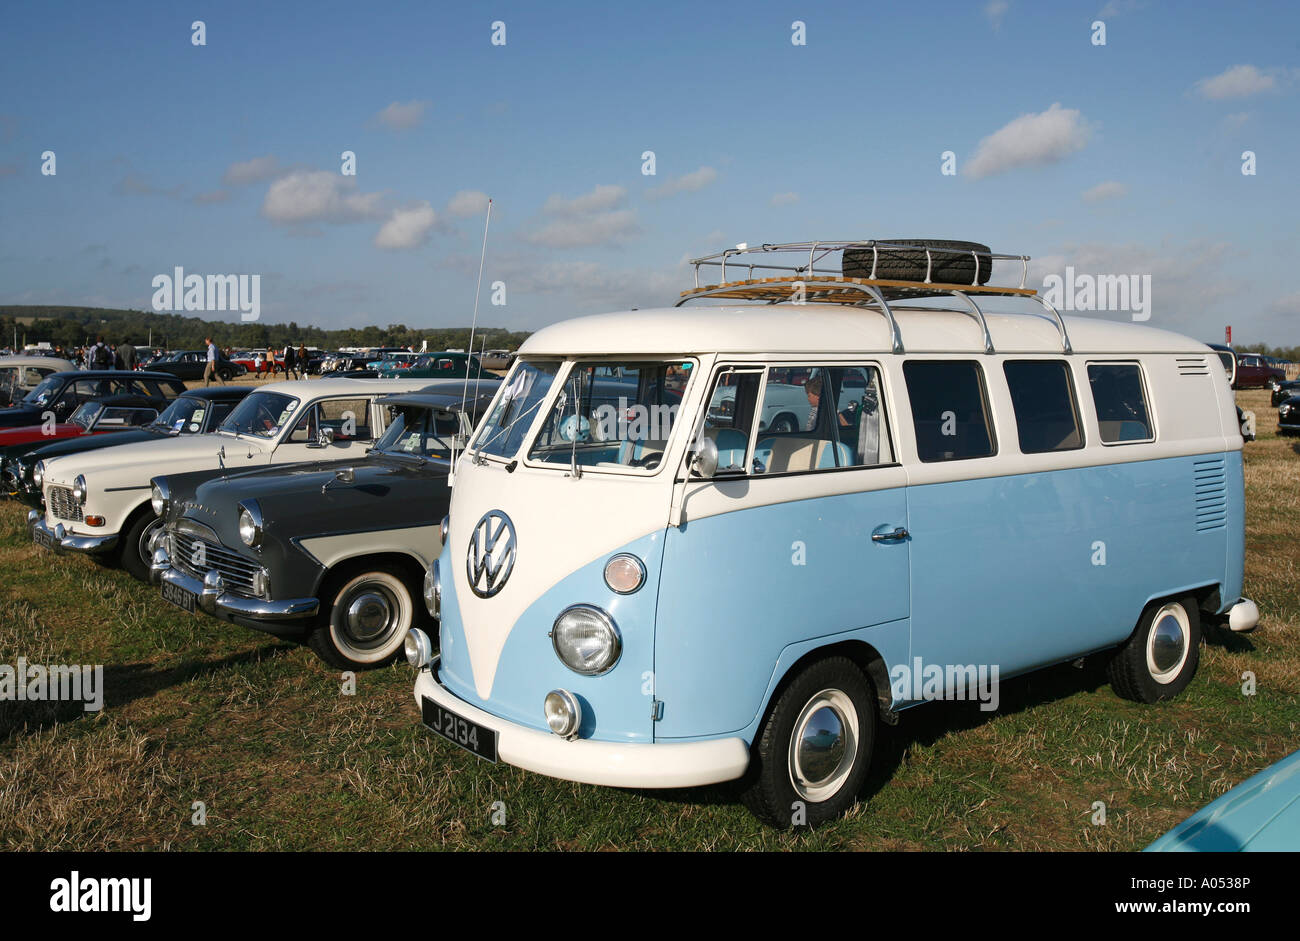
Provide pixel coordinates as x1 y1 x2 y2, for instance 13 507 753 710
32 516 118 554
1278 421 1300 433
412 658 751 789
153 548 320 629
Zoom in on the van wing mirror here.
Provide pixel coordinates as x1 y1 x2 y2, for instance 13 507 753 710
690 434 719 479
310 427 335 448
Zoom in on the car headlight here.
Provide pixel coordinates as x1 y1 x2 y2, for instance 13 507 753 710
72 474 87 503
33 461 45 489
423 561 441 618
150 480 169 516
238 501 263 547
551 604 621 676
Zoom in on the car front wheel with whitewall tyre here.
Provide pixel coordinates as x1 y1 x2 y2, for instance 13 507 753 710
1107 596 1201 703
741 656 875 828
309 565 420 670
119 510 163 582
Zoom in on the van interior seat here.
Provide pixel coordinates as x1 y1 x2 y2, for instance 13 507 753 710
618 438 666 465
704 427 749 470
755 436 852 473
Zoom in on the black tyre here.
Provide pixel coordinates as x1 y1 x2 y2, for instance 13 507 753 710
1107 596 1201 703
741 656 875 828
118 509 163 582
218 368 233 382
308 563 423 670
842 238 992 285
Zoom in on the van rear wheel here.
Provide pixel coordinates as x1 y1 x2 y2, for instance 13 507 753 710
741 656 875 828
1107 596 1201 703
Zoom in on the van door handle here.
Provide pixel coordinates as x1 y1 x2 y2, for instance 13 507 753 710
871 527 909 543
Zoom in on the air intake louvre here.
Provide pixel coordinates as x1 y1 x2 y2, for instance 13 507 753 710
1193 458 1227 532
1177 357 1210 376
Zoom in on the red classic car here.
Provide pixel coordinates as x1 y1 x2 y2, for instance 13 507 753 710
0 396 161 457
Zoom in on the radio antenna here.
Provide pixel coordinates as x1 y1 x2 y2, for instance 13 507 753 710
452 197 492 486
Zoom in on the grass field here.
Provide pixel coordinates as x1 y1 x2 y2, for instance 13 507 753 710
1 388 1296 851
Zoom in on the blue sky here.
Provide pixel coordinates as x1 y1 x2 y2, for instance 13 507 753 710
1 0 1297 344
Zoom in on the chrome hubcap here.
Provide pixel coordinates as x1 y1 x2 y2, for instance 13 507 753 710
788 689 858 803
1146 603 1189 684
345 590 394 642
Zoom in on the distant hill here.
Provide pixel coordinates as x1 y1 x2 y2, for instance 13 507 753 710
0 306 530 354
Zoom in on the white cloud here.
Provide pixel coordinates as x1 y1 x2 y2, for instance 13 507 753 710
1081 181 1127 203
446 252 683 309
542 184 626 216
222 155 281 186
523 209 640 249
375 201 437 250
965 103 1091 179
770 192 799 207
646 166 718 200
261 170 385 225
1270 292 1300 315
984 0 1009 29
446 190 490 218
374 100 430 130
192 190 230 205
1195 65 1275 100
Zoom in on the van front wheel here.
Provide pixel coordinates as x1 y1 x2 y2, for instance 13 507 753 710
741 656 875 828
1107 596 1201 703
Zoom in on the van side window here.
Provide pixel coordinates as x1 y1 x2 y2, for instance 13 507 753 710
702 369 763 473
1003 360 1084 453
902 361 996 462
1088 363 1153 443
749 366 892 474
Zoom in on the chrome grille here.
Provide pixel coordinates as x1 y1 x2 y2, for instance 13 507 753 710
172 532 259 596
48 486 83 522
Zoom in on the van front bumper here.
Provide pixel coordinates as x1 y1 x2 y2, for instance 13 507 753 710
413 659 751 789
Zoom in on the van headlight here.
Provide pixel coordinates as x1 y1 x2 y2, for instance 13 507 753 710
72 474 87 503
238 501 263 547
551 604 621 676
33 461 45 489
151 480 170 516
423 561 441 618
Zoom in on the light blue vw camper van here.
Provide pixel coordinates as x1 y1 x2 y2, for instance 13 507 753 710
404 239 1257 828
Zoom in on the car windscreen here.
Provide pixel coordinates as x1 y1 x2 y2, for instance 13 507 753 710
151 395 209 434
217 390 299 438
22 375 62 405
69 401 102 429
470 359 562 459
374 406 464 458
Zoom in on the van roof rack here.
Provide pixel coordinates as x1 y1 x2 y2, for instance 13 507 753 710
675 240 1070 355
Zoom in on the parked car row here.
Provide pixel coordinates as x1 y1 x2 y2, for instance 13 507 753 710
16 376 497 669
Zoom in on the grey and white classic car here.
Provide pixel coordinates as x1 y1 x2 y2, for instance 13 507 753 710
32 378 428 581
149 380 500 670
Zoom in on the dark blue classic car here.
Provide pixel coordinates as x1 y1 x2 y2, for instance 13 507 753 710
150 380 500 670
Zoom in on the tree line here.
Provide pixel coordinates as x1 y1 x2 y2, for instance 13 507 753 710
0 306 531 353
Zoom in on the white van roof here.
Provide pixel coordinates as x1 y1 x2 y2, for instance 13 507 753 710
518 304 1212 358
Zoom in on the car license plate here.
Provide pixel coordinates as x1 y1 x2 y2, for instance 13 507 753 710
32 526 56 551
161 580 197 614
422 695 497 762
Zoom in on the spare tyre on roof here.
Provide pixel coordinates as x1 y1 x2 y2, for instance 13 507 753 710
841 239 992 285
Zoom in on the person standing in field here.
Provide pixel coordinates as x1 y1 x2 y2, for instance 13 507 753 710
203 336 222 387
283 343 297 380
119 341 137 371
298 343 308 379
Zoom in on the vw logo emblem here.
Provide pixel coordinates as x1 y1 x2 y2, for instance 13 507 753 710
466 510 517 598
